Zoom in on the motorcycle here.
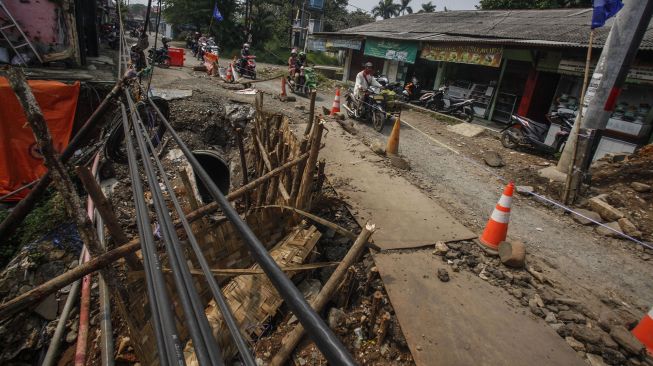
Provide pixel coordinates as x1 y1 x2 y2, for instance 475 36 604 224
343 86 399 132
427 86 475 122
148 44 170 68
287 66 318 95
402 76 422 102
237 55 257 79
100 24 119 50
196 38 219 61
500 112 574 155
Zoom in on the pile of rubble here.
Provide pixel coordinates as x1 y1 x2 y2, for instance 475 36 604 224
581 144 653 247
430 240 652 366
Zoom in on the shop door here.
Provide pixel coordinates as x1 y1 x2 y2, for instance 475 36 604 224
526 72 560 123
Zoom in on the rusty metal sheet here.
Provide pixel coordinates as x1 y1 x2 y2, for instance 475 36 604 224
374 250 586 366
321 128 476 249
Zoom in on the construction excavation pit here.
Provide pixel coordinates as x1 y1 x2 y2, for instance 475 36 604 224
0 85 414 366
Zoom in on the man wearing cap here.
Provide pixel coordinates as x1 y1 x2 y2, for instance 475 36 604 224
353 62 382 113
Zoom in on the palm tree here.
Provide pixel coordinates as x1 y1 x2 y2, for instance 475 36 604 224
399 0 413 15
371 0 401 19
418 1 436 13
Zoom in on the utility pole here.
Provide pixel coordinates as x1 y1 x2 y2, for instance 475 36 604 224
558 0 653 203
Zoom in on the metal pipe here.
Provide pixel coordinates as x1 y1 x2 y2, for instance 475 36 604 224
136 109 256 366
147 99 357 366
121 104 181 366
74 153 101 366
126 93 223 366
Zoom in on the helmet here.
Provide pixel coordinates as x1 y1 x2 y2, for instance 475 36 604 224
291 48 298 56
161 36 170 43
298 51 306 60
376 76 388 86
130 43 141 52
364 61 373 68
243 43 250 48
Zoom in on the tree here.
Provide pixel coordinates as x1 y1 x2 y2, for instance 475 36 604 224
418 1 436 13
478 0 592 9
399 0 413 15
372 0 401 19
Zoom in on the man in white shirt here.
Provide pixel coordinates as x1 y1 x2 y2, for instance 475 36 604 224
354 62 382 98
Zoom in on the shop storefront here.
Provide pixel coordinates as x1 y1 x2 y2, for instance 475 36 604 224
537 54 653 159
361 38 418 83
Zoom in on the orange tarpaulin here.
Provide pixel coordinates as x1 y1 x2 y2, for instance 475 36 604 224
0 78 80 202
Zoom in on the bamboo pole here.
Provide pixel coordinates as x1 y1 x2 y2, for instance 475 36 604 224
562 29 595 204
235 128 249 209
76 166 141 270
269 223 376 366
255 133 291 201
305 90 317 136
295 117 324 210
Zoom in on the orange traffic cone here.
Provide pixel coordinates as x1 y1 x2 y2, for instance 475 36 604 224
281 77 287 97
225 62 233 82
478 181 514 253
632 307 653 355
330 88 341 115
386 117 400 155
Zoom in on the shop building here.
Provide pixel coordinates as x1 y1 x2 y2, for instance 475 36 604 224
312 9 653 159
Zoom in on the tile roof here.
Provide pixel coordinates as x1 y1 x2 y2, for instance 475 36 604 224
316 9 653 50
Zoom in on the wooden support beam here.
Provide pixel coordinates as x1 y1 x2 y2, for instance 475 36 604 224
255 133 290 201
235 128 249 209
76 166 142 270
295 117 324 210
268 223 376 366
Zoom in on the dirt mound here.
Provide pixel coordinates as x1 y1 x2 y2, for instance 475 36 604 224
591 144 653 187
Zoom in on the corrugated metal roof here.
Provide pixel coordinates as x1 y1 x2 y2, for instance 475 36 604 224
315 9 653 50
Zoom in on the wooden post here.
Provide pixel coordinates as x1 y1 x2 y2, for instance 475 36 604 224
295 117 324 210
337 267 356 308
268 223 376 366
255 133 291 201
376 312 391 345
315 159 326 195
364 267 378 296
289 138 309 203
369 291 384 333
305 90 317 136
235 128 249 209
76 166 142 270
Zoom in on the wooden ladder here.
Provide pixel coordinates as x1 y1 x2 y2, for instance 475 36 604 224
0 0 42 65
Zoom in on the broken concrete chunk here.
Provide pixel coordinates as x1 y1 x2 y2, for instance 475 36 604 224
617 218 642 239
595 222 623 238
327 308 347 329
370 139 386 156
565 336 586 351
586 353 608 366
433 241 449 256
498 241 525 268
482 151 504 167
515 185 534 195
571 209 603 225
389 155 411 170
588 196 625 221
437 268 450 282
33 293 58 320
610 326 645 356
630 182 651 193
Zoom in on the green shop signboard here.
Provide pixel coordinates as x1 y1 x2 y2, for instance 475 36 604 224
364 38 418 64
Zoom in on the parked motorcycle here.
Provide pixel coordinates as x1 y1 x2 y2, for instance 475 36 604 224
402 76 422 102
500 112 574 155
426 86 475 122
287 66 318 95
343 86 399 132
237 55 257 79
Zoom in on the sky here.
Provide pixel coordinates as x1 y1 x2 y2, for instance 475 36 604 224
347 0 480 12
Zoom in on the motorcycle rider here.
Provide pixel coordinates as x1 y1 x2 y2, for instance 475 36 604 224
288 48 298 76
353 62 382 112
239 43 251 72
294 51 307 85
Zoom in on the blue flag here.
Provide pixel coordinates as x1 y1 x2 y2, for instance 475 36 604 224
213 3 224 21
591 0 624 29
